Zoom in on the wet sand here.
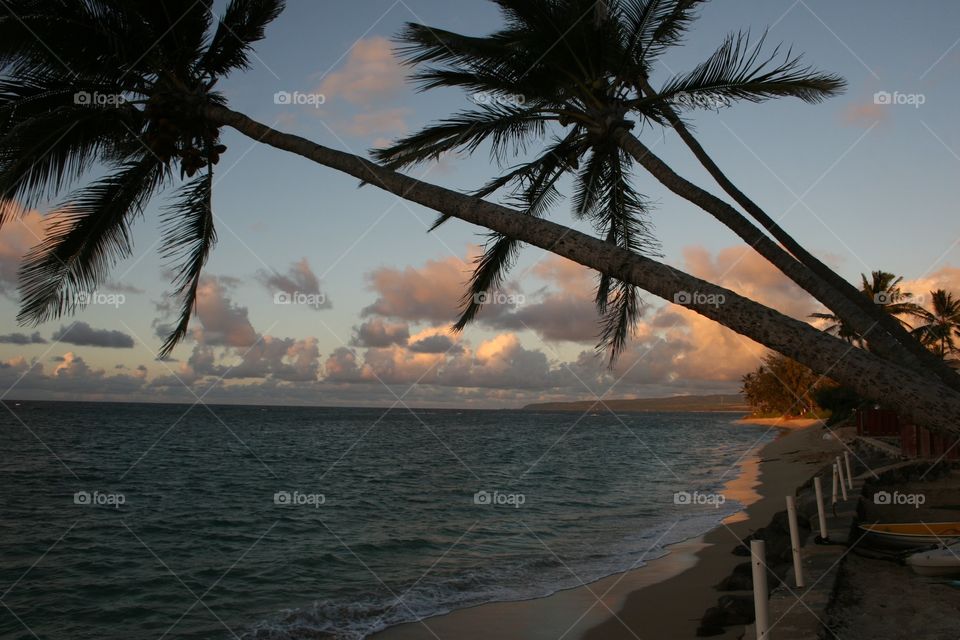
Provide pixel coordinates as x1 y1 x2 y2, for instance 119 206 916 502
375 421 844 640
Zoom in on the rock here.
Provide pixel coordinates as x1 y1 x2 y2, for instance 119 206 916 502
696 607 727 636
717 595 755 625
717 561 750 589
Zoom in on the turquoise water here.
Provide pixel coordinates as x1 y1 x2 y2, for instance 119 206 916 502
0 402 772 639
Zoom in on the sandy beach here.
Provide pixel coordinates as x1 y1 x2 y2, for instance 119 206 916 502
375 421 844 640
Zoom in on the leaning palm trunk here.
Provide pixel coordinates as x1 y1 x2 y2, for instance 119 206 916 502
205 104 960 437
613 129 946 385
636 79 960 393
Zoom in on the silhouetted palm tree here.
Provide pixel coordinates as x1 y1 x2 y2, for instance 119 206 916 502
810 271 921 347
0 0 282 355
374 0 846 360
910 289 960 359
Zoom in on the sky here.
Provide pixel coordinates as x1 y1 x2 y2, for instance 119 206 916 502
1 0 959 408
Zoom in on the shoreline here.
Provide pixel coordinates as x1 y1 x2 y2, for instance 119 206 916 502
374 421 840 640
582 420 842 639
735 416 824 428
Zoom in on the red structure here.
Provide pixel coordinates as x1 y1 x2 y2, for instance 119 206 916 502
855 408 901 437
858 408 959 460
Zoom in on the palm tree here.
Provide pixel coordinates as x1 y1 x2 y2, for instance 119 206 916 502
0 0 285 355
810 271 922 347
373 0 842 360
372 0 953 386
3 0 960 437
910 289 960 359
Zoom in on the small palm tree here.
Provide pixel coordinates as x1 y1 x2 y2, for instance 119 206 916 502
374 0 843 360
0 0 283 356
910 289 960 359
810 270 921 346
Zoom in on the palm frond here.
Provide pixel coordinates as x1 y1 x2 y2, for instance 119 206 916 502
372 103 551 170
453 233 522 332
158 167 217 357
0 78 142 221
17 156 165 325
655 31 846 109
201 0 285 76
450 131 579 327
619 0 704 68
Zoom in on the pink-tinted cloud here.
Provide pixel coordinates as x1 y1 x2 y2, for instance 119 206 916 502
681 245 816 320
902 266 960 309
362 254 470 323
0 203 50 295
842 101 888 126
192 276 258 347
318 37 404 105
256 258 331 310
343 108 410 137
351 318 411 348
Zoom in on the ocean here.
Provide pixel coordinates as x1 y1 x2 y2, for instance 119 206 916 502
0 402 773 639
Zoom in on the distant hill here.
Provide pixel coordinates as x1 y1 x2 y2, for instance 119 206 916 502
522 394 749 413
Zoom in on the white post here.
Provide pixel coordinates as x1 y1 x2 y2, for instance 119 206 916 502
836 456 848 501
751 539 770 639
831 463 839 505
786 496 805 587
814 477 829 540
843 451 854 489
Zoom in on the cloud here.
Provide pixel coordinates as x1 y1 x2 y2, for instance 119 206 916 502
362 254 470 323
408 333 461 354
0 331 47 345
350 319 410 347
902 266 960 309
181 276 258 347
681 245 815 320
406 326 462 354
318 37 405 106
256 258 331 310
842 101 888 126
51 322 134 348
0 202 50 295
343 108 410 137
483 256 600 343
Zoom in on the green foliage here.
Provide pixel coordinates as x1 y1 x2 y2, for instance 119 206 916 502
741 353 829 417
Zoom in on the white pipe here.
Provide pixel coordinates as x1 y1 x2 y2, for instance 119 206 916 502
836 456 848 501
751 539 770 639
843 451 854 489
831 463 838 505
814 477 829 540
786 496 805 587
